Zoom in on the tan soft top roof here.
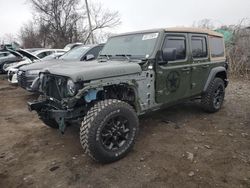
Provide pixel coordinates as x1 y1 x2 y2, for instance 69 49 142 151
165 27 223 37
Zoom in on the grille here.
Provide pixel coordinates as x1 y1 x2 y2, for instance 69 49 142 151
17 71 27 89
43 75 67 101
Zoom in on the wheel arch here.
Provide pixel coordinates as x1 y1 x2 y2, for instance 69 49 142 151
203 66 228 92
84 82 141 113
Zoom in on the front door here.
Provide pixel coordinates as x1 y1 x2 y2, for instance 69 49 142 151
155 33 192 104
189 34 211 96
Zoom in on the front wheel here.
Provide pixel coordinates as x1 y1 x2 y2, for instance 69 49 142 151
80 99 139 163
201 77 225 113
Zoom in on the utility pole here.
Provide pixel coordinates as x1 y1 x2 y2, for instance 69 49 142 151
85 0 94 44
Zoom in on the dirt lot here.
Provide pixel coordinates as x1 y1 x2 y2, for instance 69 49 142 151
0 77 249 188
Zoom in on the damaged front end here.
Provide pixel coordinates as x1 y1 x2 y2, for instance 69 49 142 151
28 73 87 133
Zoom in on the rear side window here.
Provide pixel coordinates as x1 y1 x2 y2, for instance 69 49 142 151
37 51 53 58
191 36 207 58
163 36 186 60
209 37 225 58
36 52 47 59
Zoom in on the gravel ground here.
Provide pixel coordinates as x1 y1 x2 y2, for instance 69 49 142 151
0 77 249 188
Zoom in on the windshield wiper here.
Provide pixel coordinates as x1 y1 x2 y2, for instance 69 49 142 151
115 54 131 61
99 54 112 60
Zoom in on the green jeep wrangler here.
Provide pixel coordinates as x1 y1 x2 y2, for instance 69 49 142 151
28 27 228 163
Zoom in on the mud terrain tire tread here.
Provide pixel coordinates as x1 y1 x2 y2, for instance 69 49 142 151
201 77 225 113
80 99 139 163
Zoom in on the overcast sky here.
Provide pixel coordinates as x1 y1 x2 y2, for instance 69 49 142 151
0 0 250 40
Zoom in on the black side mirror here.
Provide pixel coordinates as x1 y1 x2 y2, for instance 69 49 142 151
162 48 177 62
85 54 95 61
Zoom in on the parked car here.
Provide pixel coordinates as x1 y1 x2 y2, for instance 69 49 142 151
0 51 10 58
25 48 45 53
7 49 40 84
3 49 66 72
40 51 67 61
28 27 228 163
63 42 83 51
33 49 67 59
0 49 23 73
18 44 104 91
3 49 41 72
0 43 19 51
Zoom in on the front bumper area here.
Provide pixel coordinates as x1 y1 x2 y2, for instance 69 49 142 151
17 70 38 92
8 69 18 84
28 99 85 133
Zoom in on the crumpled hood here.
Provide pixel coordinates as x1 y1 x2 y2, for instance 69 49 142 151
20 59 63 71
42 60 142 82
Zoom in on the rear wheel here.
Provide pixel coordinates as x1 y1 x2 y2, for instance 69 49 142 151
201 77 225 113
80 99 139 163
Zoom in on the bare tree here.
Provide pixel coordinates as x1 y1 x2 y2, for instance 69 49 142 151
193 18 215 29
29 0 83 48
82 2 121 44
226 19 250 78
19 21 42 48
21 0 121 48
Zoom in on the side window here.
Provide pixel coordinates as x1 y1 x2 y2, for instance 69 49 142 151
37 52 47 59
209 37 225 58
40 51 55 58
191 36 208 59
85 46 103 59
162 36 186 60
46 51 53 56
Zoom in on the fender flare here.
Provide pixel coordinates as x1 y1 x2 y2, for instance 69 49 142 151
203 66 227 92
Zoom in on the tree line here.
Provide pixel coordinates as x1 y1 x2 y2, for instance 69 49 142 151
19 0 121 48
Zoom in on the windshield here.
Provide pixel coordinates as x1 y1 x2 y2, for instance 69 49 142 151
100 32 159 59
59 46 90 60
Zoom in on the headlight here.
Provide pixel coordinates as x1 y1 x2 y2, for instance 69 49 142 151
67 79 76 96
27 70 40 75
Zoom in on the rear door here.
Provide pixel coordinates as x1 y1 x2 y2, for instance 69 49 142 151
189 34 211 95
155 33 192 103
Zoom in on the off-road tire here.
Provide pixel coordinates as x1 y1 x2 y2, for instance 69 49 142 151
40 118 59 129
80 99 139 163
201 77 225 113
